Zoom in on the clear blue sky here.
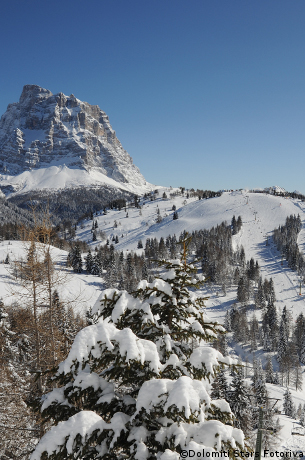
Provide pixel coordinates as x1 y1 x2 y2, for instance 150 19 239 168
1 0 305 193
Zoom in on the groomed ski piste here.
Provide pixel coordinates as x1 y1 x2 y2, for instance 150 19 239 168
1 188 305 453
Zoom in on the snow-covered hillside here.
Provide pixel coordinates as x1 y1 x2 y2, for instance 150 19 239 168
77 189 305 319
0 241 102 317
0 164 155 197
2 188 305 452
2 188 305 330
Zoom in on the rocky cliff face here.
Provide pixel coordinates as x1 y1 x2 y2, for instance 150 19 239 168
0 85 146 186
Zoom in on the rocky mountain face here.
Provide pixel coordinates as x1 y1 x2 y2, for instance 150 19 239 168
0 85 146 187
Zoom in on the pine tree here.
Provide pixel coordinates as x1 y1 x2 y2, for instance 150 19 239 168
293 360 303 391
237 276 250 304
283 388 294 417
255 277 266 309
228 370 252 435
294 313 305 359
277 319 288 363
252 358 267 406
85 249 93 273
265 355 274 384
231 215 237 235
300 404 305 427
224 310 232 332
211 368 228 399
71 245 83 273
31 237 246 459
262 299 278 351
249 315 259 351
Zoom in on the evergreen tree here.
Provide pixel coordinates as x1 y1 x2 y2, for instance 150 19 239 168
71 245 83 273
300 404 305 427
252 358 267 406
0 302 37 458
263 325 272 352
277 319 288 363
294 313 305 360
31 237 245 459
237 276 250 304
224 310 232 332
211 368 228 399
228 370 252 435
231 215 237 235
85 249 93 273
236 216 243 232
300 336 305 365
283 388 294 417
249 315 259 351
262 299 278 351
255 278 266 308
265 355 274 384
248 258 256 280
294 361 303 391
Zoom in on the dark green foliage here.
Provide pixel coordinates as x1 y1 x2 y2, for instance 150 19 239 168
283 388 295 417
9 186 131 224
273 214 304 275
228 370 252 433
85 249 93 273
237 277 250 304
211 368 228 399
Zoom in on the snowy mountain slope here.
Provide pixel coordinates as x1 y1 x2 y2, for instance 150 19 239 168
0 164 154 197
77 189 305 318
0 85 154 196
0 241 101 316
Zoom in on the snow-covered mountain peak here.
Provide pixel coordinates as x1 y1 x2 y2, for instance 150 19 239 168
0 85 151 195
19 84 53 105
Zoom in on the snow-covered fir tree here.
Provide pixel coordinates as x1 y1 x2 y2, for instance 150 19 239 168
283 388 295 417
265 355 275 384
30 237 246 459
252 358 267 406
227 370 252 436
85 248 93 273
211 368 228 400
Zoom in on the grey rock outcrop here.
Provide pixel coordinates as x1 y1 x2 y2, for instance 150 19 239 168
0 85 146 186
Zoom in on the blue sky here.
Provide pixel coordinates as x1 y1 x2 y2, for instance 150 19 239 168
1 0 305 192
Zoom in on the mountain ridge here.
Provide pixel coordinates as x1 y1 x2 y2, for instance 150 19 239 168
0 85 152 196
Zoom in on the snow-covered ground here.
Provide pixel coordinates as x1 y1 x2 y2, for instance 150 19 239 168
77 189 305 320
2 189 305 451
0 164 156 197
0 241 101 317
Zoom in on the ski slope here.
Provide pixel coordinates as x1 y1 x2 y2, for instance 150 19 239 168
77 189 305 320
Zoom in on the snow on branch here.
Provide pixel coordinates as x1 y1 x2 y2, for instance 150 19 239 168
57 318 162 374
